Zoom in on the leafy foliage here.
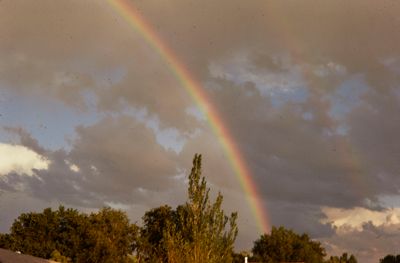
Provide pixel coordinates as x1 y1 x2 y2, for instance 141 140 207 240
252 226 326 263
164 154 238 262
326 252 358 263
9 207 65 258
78 207 138 263
0 154 362 263
137 205 175 262
50 249 72 263
135 155 238 262
0 206 137 263
0 233 12 250
380 254 400 263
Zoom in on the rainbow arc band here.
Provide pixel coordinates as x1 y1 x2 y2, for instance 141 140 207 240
107 0 270 234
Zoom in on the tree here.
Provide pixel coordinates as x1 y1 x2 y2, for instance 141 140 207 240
252 226 326 263
76 207 138 263
52 206 88 262
164 154 238 263
137 205 175 262
9 207 60 258
0 233 12 250
326 252 358 263
0 206 138 263
0 154 236 262
50 250 72 263
380 254 400 263
6 206 88 261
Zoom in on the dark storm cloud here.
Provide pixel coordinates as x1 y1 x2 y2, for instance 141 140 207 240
3 126 47 155
1 0 400 259
206 78 368 208
178 129 238 190
345 88 400 197
131 0 400 83
1 117 180 208
0 0 198 129
268 201 335 239
2 0 400 112
69 116 179 196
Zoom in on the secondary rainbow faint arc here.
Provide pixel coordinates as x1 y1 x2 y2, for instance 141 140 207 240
107 0 270 233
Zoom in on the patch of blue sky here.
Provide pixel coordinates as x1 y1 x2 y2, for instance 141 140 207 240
208 55 309 108
185 105 206 121
329 74 369 120
268 85 309 108
0 88 100 151
58 59 127 97
0 59 131 150
335 125 349 136
302 111 313 121
117 105 186 154
92 66 126 88
155 128 185 154
63 58 127 87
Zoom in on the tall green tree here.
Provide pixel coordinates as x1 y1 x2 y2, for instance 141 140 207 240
164 154 238 263
252 226 326 263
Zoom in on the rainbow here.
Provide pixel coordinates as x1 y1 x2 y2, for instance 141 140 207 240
106 0 270 234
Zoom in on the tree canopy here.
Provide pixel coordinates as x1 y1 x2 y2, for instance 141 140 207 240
0 154 361 263
326 252 358 263
380 254 400 263
164 154 238 263
0 154 237 263
137 154 238 263
0 206 137 263
252 226 326 263
137 205 175 262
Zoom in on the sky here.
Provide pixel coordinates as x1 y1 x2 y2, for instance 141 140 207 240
1 0 400 262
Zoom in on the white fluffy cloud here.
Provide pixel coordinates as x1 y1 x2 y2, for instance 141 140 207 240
320 206 400 262
0 143 50 176
321 206 400 230
321 206 400 259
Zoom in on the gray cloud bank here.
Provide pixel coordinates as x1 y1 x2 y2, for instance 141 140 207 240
1 1 400 261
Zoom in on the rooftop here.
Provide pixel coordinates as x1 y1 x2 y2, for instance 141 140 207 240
0 248 55 263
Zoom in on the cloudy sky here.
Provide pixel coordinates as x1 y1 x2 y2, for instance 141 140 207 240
1 0 400 261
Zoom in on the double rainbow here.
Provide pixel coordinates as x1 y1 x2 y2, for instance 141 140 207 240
107 0 270 234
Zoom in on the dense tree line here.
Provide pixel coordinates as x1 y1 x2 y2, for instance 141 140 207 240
0 154 359 262
231 227 357 263
380 255 400 263
0 155 237 262
0 206 137 263
251 226 326 263
325 253 357 263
